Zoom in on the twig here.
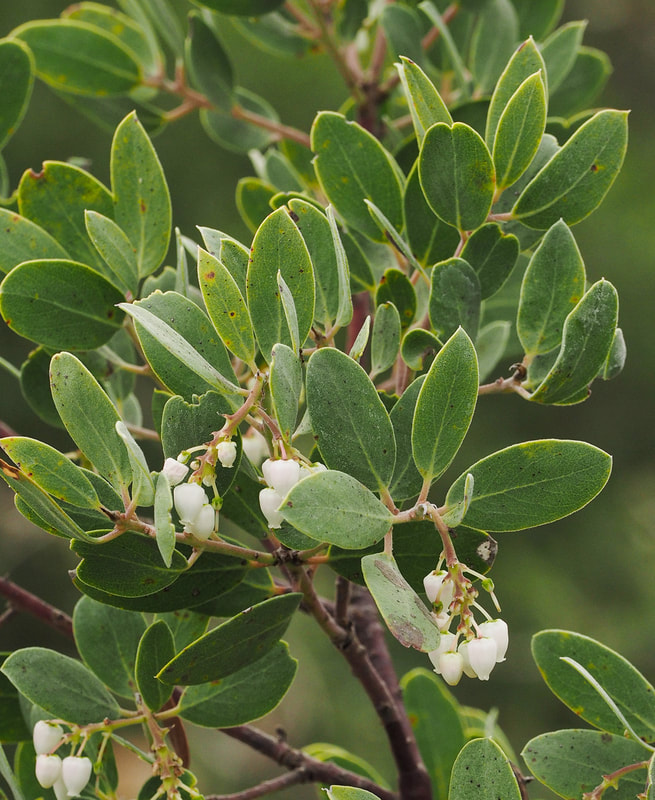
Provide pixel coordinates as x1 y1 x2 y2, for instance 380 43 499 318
220 725 397 800
0 576 73 638
231 106 311 148
207 769 309 800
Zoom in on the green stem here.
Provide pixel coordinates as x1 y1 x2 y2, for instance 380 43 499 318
0 356 20 380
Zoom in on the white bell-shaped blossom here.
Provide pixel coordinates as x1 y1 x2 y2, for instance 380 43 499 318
185 503 217 540
33 720 63 755
216 441 237 469
61 756 93 797
259 487 285 529
427 632 456 673
478 619 508 662
53 776 69 800
456 639 478 679
438 651 464 686
35 754 62 789
242 428 268 466
467 637 498 681
423 570 455 611
173 482 208 524
161 458 188 487
262 458 301 496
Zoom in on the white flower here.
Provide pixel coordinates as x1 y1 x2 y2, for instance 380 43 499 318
262 458 301 496
61 756 93 796
173 482 208 524
432 611 451 631
478 619 509 662
457 640 478 679
467 637 498 680
216 441 237 469
423 570 454 611
33 720 63 755
53 776 68 800
427 632 456 673
185 503 216 540
242 428 268 466
35 754 62 788
438 651 464 686
259 487 284 529
161 458 188 487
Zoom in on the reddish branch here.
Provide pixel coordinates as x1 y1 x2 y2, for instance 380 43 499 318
0 576 73 638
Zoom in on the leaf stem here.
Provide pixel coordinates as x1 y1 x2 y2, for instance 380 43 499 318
0 356 20 380
582 759 651 800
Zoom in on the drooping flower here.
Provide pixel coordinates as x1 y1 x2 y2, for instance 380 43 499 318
259 487 285 529
262 458 301 496
61 756 93 797
161 458 189 487
33 720 63 755
467 637 498 680
216 440 238 468
35 754 62 789
438 651 464 686
478 619 509 662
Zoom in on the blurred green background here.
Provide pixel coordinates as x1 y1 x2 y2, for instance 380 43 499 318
1 1 654 797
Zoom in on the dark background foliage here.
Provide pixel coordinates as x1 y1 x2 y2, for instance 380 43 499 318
1 2 654 797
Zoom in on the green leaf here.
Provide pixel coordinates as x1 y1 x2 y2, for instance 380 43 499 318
531 630 655 739
428 258 481 341
0 437 99 509
389 376 424 502
270 343 302 442
1 647 120 724
246 206 315 363
115 421 155 506
326 206 353 328
13 20 141 96
418 2 469 97
476 320 511 381
517 220 586 356
469 0 519 95
73 596 146 699
125 292 241 400
288 199 340 329
74 534 189 598
381 5 424 66
157 593 301 685
485 37 546 149
154 473 176 568
236 177 276 232
445 439 612 532
155 610 209 651
522 729 648 800
306 348 396 492
277 271 300 353
17 161 114 272
0 39 33 151
403 164 460 268
178 641 297 727
311 111 404 242
529 279 618 404
0 259 124 350
449 738 521 800
460 223 519 300
396 56 452 143
370 303 401 378
190 0 285 14
185 11 233 110
303 743 389 791
512 110 629 228
0 459 89 541
111 111 171 277
514 0 564 40
135 620 175 711
84 210 139 296
280 470 393 549
419 122 495 232
401 668 466 799
375 269 417 330
493 71 547 192
362 553 441 652
0 210 69 275
326 788 381 800
202 87 278 154
540 20 587 93
549 46 612 120
412 328 478 485
198 248 255 368
231 13 309 59
50 352 132 491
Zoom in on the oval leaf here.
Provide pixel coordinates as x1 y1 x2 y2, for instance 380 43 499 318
428 258 481 341
157 593 301 685
362 552 441 652
135 620 175 711
449 738 521 800
306 348 396 492
269 343 302 442
281 470 393 549
370 302 401 378
0 38 33 150
396 56 452 143
445 439 612 532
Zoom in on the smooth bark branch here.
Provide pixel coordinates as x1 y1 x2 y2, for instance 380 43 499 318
220 725 397 800
0 576 73 638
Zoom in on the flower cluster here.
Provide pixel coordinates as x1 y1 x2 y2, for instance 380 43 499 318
423 567 508 686
172 481 217 540
33 721 92 798
258 458 327 529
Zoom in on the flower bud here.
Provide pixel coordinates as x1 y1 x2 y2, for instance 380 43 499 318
457 640 478 679
478 619 509 662
259 487 284 529
173 482 208 524
61 756 93 796
161 458 188 487
216 440 237 469
33 720 63 755
423 570 454 611
186 503 216 540
262 458 301 496
467 637 498 680
35 754 62 789
427 632 456 673
438 651 464 686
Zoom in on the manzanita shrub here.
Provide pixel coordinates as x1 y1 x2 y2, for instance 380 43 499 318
0 1 648 799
